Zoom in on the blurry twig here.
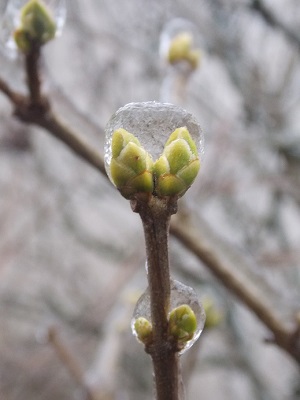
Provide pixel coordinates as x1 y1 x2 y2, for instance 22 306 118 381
170 212 300 364
0 46 299 366
249 0 300 51
47 326 98 400
0 50 105 175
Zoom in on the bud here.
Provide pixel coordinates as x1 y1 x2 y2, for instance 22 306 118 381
0 0 66 57
168 304 197 343
133 317 153 344
153 127 200 197
203 298 222 329
14 0 56 51
110 128 154 199
167 32 201 69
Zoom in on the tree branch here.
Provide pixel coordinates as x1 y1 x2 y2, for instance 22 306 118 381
249 0 300 51
47 327 99 400
170 213 300 364
0 56 299 365
0 76 106 175
132 195 181 400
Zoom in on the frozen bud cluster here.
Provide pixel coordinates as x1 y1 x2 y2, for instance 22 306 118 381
110 128 154 199
131 279 206 354
105 102 203 200
153 127 200 197
0 0 66 56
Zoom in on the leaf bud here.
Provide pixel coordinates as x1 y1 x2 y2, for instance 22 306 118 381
203 298 223 329
134 317 153 344
14 0 56 51
167 32 201 69
168 304 197 343
110 128 154 199
153 127 200 197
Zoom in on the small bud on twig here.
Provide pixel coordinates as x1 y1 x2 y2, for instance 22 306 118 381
168 304 197 344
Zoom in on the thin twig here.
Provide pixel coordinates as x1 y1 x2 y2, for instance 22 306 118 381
25 43 42 104
170 213 300 364
132 195 181 400
47 326 98 400
0 77 24 105
249 0 300 51
0 59 299 365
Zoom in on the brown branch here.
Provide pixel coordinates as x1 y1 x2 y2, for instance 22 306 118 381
0 77 24 105
47 327 99 400
25 44 43 104
249 0 300 51
0 77 106 174
170 213 300 364
32 109 106 175
0 51 299 366
132 195 181 400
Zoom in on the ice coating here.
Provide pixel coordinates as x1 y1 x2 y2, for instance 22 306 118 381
131 279 206 354
104 101 204 183
0 0 66 57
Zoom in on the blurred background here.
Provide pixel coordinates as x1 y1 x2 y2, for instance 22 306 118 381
0 0 299 399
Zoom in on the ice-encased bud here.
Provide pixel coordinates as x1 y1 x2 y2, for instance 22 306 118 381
15 0 56 50
105 102 203 198
131 279 206 354
153 126 200 197
133 317 153 344
0 0 66 57
110 128 154 199
160 19 201 70
168 304 197 343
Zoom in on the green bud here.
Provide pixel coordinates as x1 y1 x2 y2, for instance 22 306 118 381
134 317 153 344
110 128 154 199
153 127 200 197
15 0 56 51
203 298 222 329
167 32 201 69
168 304 197 343
13 29 31 53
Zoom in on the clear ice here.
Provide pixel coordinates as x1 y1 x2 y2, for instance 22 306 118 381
0 0 66 57
131 279 206 354
104 101 204 183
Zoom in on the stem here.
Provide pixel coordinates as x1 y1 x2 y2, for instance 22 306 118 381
132 195 180 400
171 214 300 363
25 43 42 105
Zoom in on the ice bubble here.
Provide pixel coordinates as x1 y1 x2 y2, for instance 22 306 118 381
104 101 204 183
0 0 66 58
131 279 206 354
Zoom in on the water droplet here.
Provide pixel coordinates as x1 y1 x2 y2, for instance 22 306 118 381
104 101 204 184
0 0 66 58
131 279 206 354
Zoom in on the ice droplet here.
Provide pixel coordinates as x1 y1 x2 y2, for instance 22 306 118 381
131 279 206 354
0 0 66 58
104 101 204 184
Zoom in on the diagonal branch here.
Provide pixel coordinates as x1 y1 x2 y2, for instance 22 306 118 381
0 75 106 175
0 59 299 365
170 213 300 364
249 0 300 51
